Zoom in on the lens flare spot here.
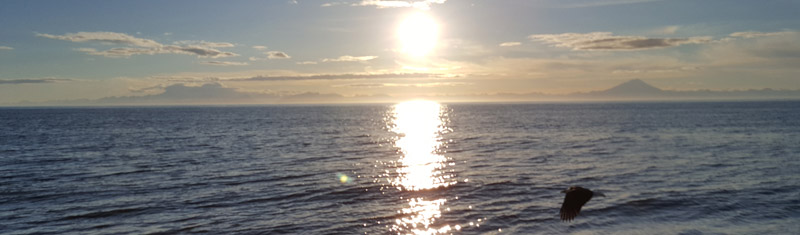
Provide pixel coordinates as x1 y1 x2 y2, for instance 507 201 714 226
337 173 351 184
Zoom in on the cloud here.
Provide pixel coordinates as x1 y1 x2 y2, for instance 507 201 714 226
37 31 162 48
322 55 378 62
266 51 291 59
297 61 318 65
74 46 238 58
249 51 292 61
0 78 74 84
475 55 711 87
710 31 800 60
164 45 239 58
174 40 236 48
335 82 470 88
352 0 446 10
729 31 795 39
252 45 268 50
39 31 239 58
332 83 385 88
224 72 442 82
149 76 222 83
147 71 447 83
0 46 13 50
499 42 521 47
321 2 347 7
75 47 158 57
128 84 166 93
200 61 249 66
551 0 661 8
529 32 711 51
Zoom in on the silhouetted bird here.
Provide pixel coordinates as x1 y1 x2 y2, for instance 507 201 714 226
560 186 604 221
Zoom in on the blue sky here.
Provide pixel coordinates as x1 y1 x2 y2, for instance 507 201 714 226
1 0 799 103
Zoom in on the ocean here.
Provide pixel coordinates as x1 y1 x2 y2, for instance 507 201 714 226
1 101 799 234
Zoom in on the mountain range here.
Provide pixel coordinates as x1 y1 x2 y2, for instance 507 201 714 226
578 79 800 100
6 79 800 106
477 79 800 102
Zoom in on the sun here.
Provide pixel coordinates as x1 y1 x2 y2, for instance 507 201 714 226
397 12 439 57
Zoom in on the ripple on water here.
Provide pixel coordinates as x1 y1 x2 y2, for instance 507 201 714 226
0 102 798 234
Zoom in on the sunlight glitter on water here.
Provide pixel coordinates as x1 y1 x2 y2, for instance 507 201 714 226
388 100 456 234
391 100 453 191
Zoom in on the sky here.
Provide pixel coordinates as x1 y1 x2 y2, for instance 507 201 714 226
1 0 799 104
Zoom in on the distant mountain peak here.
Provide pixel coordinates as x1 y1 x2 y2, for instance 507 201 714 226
601 79 663 96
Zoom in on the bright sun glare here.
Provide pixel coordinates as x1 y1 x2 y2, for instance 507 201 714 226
397 12 439 57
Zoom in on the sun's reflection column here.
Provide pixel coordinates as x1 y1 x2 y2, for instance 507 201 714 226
388 100 456 234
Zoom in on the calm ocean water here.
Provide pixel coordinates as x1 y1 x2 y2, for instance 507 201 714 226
1 101 799 234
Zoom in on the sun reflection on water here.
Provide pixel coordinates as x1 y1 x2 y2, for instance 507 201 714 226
387 100 456 234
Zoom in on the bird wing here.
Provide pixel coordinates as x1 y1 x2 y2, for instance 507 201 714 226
560 189 593 221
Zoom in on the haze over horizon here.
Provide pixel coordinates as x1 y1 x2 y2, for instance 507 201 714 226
1 0 799 104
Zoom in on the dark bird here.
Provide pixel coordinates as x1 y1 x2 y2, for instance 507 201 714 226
560 186 604 221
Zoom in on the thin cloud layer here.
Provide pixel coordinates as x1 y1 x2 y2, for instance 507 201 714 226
322 55 378 62
165 45 238 58
73 46 238 58
557 0 661 8
75 47 159 57
38 31 239 58
174 40 236 48
354 0 446 10
223 72 442 82
529 32 711 51
37 32 162 48
0 46 13 50
499 42 521 47
729 31 795 39
128 84 167 93
713 31 800 60
200 61 249 66
148 72 446 83
336 81 470 88
0 78 74 84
